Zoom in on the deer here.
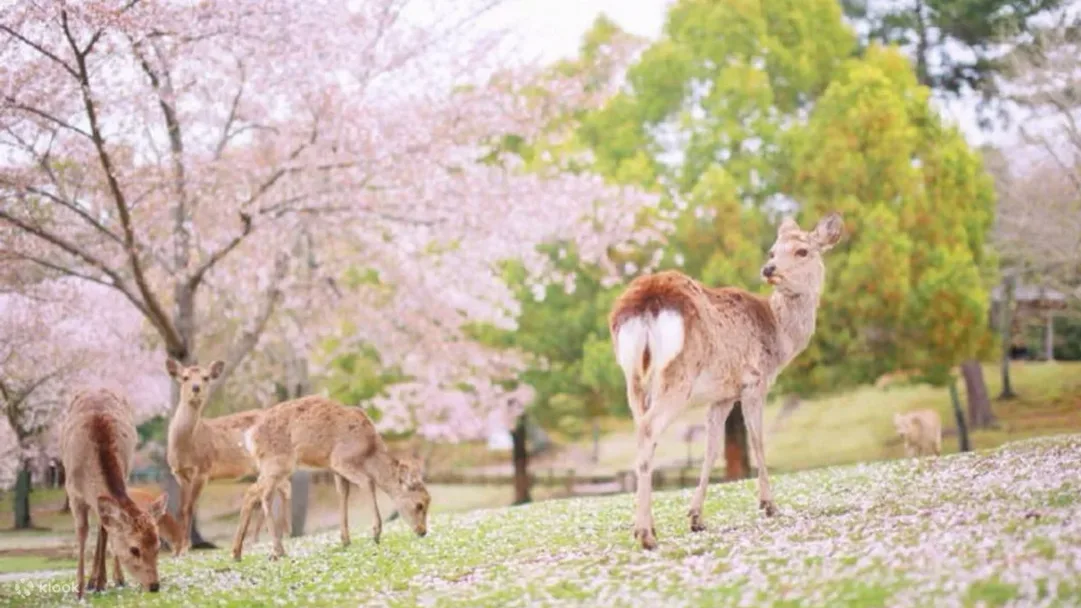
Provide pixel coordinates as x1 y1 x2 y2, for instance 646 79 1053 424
230 395 431 562
893 410 943 457
127 487 184 551
609 211 844 550
165 359 286 555
60 388 166 598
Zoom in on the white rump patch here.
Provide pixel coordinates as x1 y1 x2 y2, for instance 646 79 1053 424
616 317 649 376
649 309 685 372
615 309 685 378
242 427 258 457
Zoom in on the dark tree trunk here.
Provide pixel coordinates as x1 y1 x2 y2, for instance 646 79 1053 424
949 379 971 452
724 403 751 480
962 360 994 429
591 418 600 464
999 275 1017 399
511 415 531 505
290 471 309 538
13 461 32 530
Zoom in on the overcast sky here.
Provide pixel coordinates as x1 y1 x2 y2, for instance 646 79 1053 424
485 0 1016 148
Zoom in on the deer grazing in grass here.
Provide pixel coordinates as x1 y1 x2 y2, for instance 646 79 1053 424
231 395 431 561
893 410 942 457
609 212 844 550
60 388 166 598
165 359 285 555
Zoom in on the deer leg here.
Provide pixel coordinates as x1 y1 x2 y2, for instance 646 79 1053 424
741 391 776 517
262 474 291 560
366 475 382 544
88 524 107 592
175 472 194 556
279 482 293 538
232 475 274 562
334 473 352 546
74 501 89 599
689 399 737 532
112 552 125 587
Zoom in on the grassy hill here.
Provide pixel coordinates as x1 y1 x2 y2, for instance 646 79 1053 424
2 433 1079 607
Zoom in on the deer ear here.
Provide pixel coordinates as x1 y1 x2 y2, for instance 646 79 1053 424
166 358 181 378
811 212 844 251
209 360 225 379
777 216 800 236
147 494 169 520
97 495 125 527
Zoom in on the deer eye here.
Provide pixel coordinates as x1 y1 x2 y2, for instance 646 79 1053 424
768 251 775 259
130 547 141 558
415 503 423 512
795 248 808 258
181 376 189 382
202 376 209 382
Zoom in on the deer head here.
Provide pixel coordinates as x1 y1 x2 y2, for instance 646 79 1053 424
893 412 913 437
98 494 167 592
761 212 845 296
391 457 430 537
166 359 224 411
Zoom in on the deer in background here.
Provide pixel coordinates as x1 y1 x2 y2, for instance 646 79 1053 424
893 410 943 457
165 359 285 555
231 395 430 561
60 388 166 598
609 212 844 550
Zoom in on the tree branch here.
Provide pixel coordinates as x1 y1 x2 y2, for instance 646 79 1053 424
0 25 79 79
216 252 290 388
187 212 253 288
60 9 184 354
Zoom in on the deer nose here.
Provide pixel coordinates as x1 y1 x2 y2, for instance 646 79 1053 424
761 264 776 278
149 582 160 592
191 384 201 394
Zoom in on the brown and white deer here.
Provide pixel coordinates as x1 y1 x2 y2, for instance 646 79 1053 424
60 388 166 598
609 212 844 550
165 359 284 554
231 395 430 561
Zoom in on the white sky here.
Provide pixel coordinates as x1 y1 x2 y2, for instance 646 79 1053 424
486 0 1013 148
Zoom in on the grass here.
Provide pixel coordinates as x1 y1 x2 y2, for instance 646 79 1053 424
1 433 1079 606
518 361 1081 476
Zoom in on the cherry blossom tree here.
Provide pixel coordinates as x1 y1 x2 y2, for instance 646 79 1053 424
0 277 166 528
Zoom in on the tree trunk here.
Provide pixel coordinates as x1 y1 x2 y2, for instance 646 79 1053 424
13 461 32 530
949 379 971 452
999 275 1016 399
962 360 994 429
290 471 310 538
724 402 751 480
511 415 531 505
591 418 600 464
1045 312 1055 361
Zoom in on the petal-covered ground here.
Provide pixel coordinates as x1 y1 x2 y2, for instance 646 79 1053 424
2 434 1079 607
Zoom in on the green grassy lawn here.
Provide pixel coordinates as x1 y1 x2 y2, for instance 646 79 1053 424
520 361 1081 476
1 434 1079 607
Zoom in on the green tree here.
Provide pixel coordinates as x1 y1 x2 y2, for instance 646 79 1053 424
784 44 997 397
841 0 1065 115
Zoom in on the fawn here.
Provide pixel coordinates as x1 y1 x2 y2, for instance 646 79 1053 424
60 388 166 598
231 395 430 561
894 410 943 457
609 212 844 549
165 359 283 555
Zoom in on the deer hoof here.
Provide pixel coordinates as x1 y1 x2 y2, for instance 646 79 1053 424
759 500 779 517
634 526 658 550
232 550 243 563
689 512 707 533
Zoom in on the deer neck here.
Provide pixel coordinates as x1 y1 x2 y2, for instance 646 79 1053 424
362 448 401 497
769 288 820 365
168 401 204 444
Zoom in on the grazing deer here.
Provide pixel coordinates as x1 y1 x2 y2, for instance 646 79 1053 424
609 212 844 550
165 359 284 555
60 388 166 598
893 410 942 457
231 396 430 561
127 487 183 551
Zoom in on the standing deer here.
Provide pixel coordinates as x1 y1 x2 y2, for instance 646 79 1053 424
60 388 166 598
231 395 430 561
609 212 844 550
165 359 284 555
893 410 942 457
